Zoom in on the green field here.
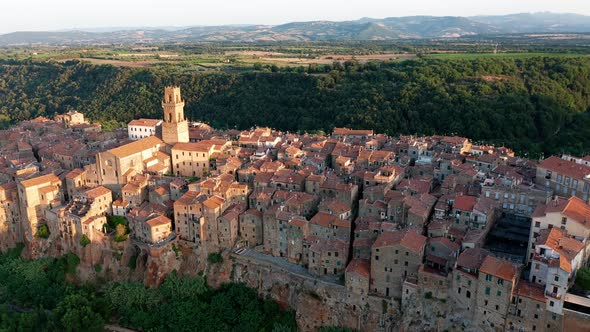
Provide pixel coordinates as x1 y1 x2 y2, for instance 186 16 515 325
423 52 589 60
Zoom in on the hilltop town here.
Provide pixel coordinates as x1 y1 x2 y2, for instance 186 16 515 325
1 86 590 331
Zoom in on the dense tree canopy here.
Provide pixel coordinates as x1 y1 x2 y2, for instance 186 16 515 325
1 57 590 156
0 246 296 331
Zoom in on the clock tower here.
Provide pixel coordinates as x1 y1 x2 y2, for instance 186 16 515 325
161 86 189 144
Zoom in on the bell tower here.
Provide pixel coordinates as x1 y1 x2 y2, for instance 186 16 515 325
161 86 189 144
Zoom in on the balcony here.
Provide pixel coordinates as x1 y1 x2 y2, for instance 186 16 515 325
546 290 562 299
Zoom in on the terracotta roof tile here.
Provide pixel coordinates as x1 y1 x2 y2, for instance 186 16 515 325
453 195 477 212
346 259 370 278
480 255 519 281
538 156 590 179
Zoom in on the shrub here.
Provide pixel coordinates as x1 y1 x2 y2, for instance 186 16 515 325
207 252 223 264
106 216 127 231
80 235 91 247
36 224 50 238
576 267 590 291
424 291 433 299
94 264 102 273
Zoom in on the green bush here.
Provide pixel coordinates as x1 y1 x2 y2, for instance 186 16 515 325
106 215 127 231
80 234 91 247
207 252 223 264
424 291 433 299
575 267 590 291
35 224 50 239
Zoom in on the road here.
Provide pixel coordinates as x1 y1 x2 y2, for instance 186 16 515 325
233 247 341 285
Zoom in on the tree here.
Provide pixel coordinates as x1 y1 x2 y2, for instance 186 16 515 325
36 224 50 239
50 293 105 332
80 234 91 247
207 252 223 264
576 267 590 291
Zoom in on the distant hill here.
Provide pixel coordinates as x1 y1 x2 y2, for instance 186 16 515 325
2 12 590 45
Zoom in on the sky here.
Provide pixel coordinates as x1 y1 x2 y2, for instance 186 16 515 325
1 0 590 34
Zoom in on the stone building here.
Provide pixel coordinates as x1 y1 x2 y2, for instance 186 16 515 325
535 156 590 203
370 228 426 298
475 255 520 330
528 196 590 263
307 236 348 276
173 190 206 244
450 248 490 314
17 173 63 240
529 228 585 316
507 281 549 332
128 118 162 141
286 217 309 263
172 140 231 178
0 182 21 243
96 136 169 192
345 259 370 296
161 86 189 145
239 208 263 247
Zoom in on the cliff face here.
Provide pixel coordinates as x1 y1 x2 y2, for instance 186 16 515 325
226 255 400 332
21 236 407 331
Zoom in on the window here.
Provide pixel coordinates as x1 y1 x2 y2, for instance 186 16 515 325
561 217 567 225
554 275 559 282
497 290 502 297
486 274 493 282
485 287 490 296
404 261 408 266
535 221 541 228
497 279 504 286
549 301 554 307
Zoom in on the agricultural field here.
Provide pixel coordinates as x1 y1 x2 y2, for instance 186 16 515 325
423 52 589 60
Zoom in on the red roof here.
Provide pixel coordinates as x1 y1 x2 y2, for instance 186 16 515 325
538 156 590 179
373 228 426 254
456 247 490 270
516 281 546 303
346 259 370 278
533 196 590 228
480 255 518 281
453 195 477 212
535 228 584 273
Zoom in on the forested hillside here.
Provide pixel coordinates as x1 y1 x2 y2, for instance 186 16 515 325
0 245 296 331
1 57 589 156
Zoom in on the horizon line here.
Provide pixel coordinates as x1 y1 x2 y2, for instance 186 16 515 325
0 11 587 35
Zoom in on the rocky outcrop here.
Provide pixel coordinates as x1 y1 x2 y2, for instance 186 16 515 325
228 254 400 331
15 235 405 331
